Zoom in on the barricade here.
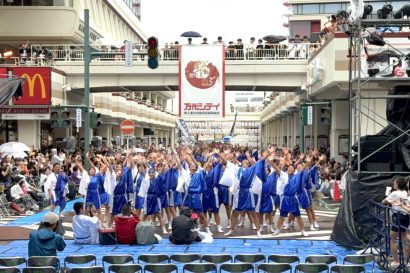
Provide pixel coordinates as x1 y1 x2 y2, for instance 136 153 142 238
367 200 409 273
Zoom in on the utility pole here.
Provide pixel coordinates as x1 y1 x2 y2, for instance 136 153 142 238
84 9 91 169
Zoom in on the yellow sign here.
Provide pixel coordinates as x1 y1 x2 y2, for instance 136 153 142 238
21 73 46 99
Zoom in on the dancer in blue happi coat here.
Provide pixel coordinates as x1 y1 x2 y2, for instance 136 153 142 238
133 163 147 216
272 155 320 237
202 157 224 233
257 164 276 234
138 168 168 234
76 157 107 221
225 150 268 237
182 151 212 234
111 156 133 217
52 167 68 216
163 156 183 229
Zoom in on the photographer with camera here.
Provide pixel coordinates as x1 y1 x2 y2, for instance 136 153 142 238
72 202 101 244
169 207 201 245
28 212 66 257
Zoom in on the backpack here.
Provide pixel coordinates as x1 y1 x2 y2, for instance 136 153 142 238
136 221 158 245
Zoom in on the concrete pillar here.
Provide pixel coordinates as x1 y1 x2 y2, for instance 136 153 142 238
293 111 299 146
18 120 41 150
99 125 111 142
330 100 349 161
171 127 175 146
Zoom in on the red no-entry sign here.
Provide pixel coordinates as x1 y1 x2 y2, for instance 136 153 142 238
120 119 135 135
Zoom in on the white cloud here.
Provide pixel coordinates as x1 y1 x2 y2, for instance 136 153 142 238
140 0 288 44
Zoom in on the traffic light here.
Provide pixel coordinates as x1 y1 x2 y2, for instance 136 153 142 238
90 112 102 128
147 36 159 69
50 109 71 128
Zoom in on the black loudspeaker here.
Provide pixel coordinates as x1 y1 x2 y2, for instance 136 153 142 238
358 135 396 171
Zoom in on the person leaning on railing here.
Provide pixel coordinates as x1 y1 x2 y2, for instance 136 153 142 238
382 176 410 267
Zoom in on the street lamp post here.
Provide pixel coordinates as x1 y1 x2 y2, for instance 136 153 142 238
84 9 91 169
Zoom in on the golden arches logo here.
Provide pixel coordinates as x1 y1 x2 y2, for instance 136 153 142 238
21 73 46 99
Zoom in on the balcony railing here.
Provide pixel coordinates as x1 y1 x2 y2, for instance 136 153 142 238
0 43 322 66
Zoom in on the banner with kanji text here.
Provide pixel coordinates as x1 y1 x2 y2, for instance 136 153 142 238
179 45 225 117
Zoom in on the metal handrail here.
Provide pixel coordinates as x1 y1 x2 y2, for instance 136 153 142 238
21 43 322 62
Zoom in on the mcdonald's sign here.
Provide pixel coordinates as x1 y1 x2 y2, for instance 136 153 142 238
12 67 51 105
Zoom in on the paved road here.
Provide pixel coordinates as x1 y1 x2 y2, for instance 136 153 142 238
0 198 340 241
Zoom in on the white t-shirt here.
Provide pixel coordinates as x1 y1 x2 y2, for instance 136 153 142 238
44 173 57 200
385 190 408 212
10 184 23 200
72 214 100 244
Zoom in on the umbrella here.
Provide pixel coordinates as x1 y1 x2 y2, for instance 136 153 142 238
263 35 288 44
0 142 30 158
133 148 146 153
181 31 202 38
94 37 123 47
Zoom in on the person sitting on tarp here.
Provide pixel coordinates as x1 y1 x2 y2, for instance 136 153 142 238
115 203 140 244
28 212 66 257
169 207 201 245
72 201 100 244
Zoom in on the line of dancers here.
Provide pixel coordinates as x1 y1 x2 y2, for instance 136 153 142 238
46 145 325 237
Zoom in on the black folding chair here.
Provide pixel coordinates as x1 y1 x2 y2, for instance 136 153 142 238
183 263 217 273
22 267 56 273
108 264 142 273
64 255 97 272
331 265 365 273
234 254 266 264
138 254 169 264
27 257 59 269
102 255 134 272
201 254 233 265
305 255 337 265
257 263 292 273
0 267 20 273
219 263 254 273
343 255 374 273
295 263 329 273
70 267 104 273
170 254 201 263
268 255 299 264
0 257 27 267
144 264 177 273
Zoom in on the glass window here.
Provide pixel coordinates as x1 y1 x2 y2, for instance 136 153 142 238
302 4 320 14
324 3 342 13
319 3 325 13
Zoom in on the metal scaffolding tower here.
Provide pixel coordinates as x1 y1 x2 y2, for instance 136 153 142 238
348 18 410 175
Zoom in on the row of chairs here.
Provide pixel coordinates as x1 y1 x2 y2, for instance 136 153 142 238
0 264 369 273
0 254 375 273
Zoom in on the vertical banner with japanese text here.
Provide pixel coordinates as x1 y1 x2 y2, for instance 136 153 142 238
179 45 225 117
12 67 51 105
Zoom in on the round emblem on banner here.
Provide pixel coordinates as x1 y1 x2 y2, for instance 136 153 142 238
185 61 220 89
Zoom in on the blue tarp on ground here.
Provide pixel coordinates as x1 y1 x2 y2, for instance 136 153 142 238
4 198 83 226
0 239 381 272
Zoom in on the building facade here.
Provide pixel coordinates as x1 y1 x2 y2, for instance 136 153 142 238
0 0 177 150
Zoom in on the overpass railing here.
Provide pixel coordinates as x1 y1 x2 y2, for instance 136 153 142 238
367 200 409 273
0 43 321 66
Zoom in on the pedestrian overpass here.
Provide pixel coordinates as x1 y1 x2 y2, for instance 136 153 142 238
39 44 316 93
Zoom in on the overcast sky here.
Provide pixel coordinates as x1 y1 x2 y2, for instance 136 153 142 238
141 0 288 45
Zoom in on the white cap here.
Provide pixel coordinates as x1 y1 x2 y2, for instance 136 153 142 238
42 212 59 224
